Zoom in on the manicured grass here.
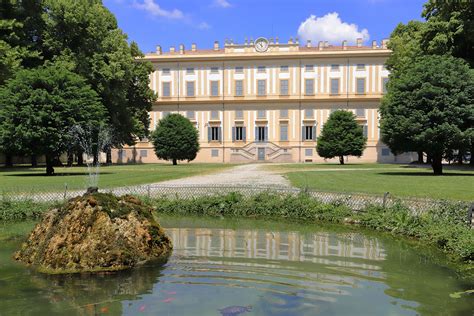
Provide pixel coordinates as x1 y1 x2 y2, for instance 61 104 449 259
0 163 234 193
268 163 474 201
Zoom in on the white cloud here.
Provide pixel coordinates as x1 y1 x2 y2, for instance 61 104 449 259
133 0 184 19
214 0 231 8
297 13 369 45
197 22 211 30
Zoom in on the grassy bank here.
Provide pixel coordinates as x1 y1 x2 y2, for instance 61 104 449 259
267 163 474 201
150 192 473 275
0 163 233 193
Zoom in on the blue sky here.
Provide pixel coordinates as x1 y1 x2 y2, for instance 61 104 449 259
104 0 426 53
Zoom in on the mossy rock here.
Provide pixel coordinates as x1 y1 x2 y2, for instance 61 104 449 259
14 193 172 274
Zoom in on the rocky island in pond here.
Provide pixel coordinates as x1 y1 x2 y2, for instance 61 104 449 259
14 193 172 274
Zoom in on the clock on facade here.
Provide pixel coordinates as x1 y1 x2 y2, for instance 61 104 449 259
254 37 269 52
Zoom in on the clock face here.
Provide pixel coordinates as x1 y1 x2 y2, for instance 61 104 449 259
254 37 269 52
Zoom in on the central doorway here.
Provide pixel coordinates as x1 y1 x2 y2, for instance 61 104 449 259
258 147 265 161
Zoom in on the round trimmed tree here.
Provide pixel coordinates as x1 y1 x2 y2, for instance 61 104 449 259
316 110 367 164
151 114 199 165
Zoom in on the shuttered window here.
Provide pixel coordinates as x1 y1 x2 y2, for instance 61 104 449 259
280 124 288 141
208 127 221 142
257 80 266 95
232 126 246 141
210 81 219 96
305 79 314 95
235 80 243 96
330 78 339 94
162 82 171 97
356 78 366 94
186 81 195 97
280 80 289 95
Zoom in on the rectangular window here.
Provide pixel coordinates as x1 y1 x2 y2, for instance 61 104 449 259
305 79 314 95
356 108 366 117
257 80 266 96
305 65 314 72
257 110 266 119
382 78 389 94
257 66 266 73
186 81 195 97
356 64 365 70
140 150 148 157
235 66 244 73
305 109 313 118
280 65 289 72
235 80 243 96
210 127 220 141
234 126 245 141
162 82 171 97
210 110 219 120
186 111 195 120
256 126 267 142
331 64 340 71
162 68 170 75
235 110 243 119
356 78 366 94
280 109 288 118
304 125 315 140
280 79 289 95
210 81 219 96
330 78 340 94
210 67 219 73
211 149 219 157
305 148 313 156
362 124 368 138
118 150 126 160
382 148 390 156
186 67 194 74
280 124 288 141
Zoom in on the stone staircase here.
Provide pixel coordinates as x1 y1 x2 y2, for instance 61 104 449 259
229 141 292 162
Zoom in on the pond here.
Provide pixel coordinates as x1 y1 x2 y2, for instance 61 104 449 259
0 216 472 315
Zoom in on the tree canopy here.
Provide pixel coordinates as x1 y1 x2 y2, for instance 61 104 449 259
150 114 200 165
0 62 106 175
316 110 367 165
380 55 474 175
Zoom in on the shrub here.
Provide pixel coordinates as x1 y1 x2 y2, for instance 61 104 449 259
0 200 53 221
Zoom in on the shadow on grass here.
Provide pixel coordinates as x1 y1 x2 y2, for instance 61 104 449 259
5 172 114 177
377 171 474 177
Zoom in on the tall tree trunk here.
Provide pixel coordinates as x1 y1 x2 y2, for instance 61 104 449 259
5 154 13 167
431 155 443 175
106 147 112 165
426 153 433 164
45 155 55 176
53 155 63 167
471 145 474 165
67 150 73 167
172 158 177 165
93 152 99 166
31 155 37 167
417 151 424 163
77 150 84 166
339 156 344 165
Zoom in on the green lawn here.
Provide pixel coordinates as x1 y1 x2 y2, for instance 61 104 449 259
267 163 474 201
0 163 233 193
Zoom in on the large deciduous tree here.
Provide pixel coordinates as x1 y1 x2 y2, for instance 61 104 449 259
380 55 474 175
316 110 367 165
0 62 106 175
151 114 199 165
40 0 155 153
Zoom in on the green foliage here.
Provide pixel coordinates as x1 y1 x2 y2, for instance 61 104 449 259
386 21 425 74
380 55 474 174
316 110 366 164
0 62 106 174
150 114 200 165
0 199 52 221
421 1 474 65
40 0 156 146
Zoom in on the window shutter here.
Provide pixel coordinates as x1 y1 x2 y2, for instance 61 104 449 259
232 127 236 142
313 125 317 140
265 126 268 141
363 125 368 138
255 127 258 141
208 127 212 142
218 127 222 142
242 127 246 141
302 126 305 140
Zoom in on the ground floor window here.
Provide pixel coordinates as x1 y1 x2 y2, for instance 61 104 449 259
303 125 316 140
211 149 219 157
382 148 391 156
233 126 245 141
305 148 313 156
140 150 148 157
208 126 221 142
256 126 267 142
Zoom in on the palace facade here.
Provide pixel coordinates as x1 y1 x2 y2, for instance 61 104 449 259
114 37 416 164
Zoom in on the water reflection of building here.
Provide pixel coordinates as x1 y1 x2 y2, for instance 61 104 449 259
167 228 385 265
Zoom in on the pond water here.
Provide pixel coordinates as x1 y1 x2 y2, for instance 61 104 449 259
0 216 472 316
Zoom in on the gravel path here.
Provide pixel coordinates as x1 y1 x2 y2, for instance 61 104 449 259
156 163 292 188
